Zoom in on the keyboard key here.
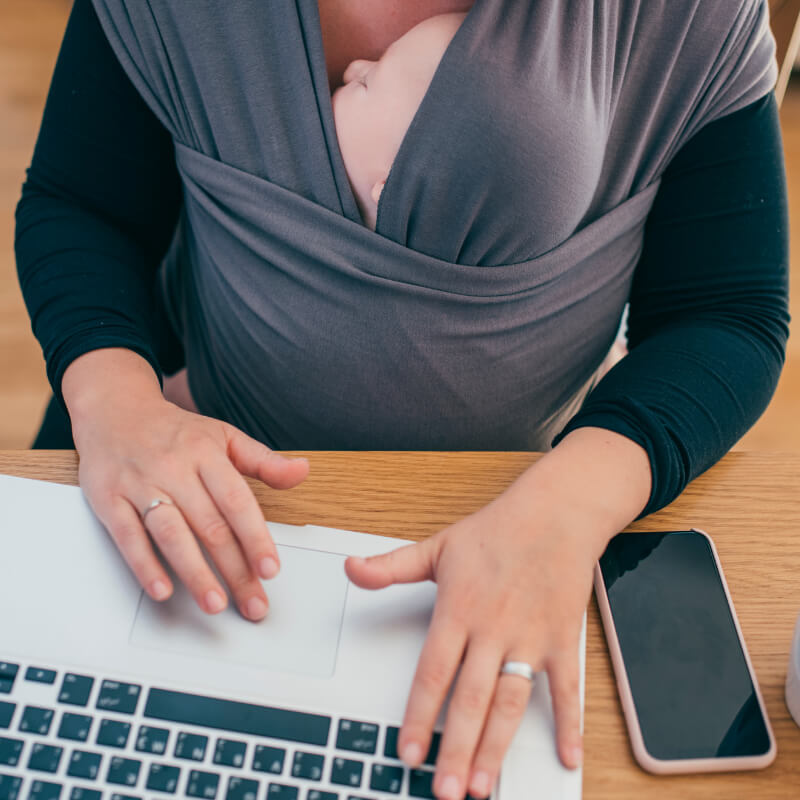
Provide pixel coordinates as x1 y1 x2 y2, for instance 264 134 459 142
330 757 363 788
57 713 93 742
335 721 378 755
20 706 55 735
252 744 285 774
97 681 141 715
369 763 404 794
308 792 338 800
225 776 259 800
25 668 57 685
345 796 375 800
187 769 221 798
175 731 208 761
145 688 330 747
384 727 440 767
29 779 62 800
27 743 63 773
135 724 170 755
67 750 103 780
0 772 22 800
146 763 181 793
0 735 23 766
408 768 435 799
0 663 19 695
109 795 141 800
291 751 324 781
106 756 142 787
266 784 298 800
58 674 94 707
0 701 15 729
69 789 102 800
214 737 247 768
96 718 131 748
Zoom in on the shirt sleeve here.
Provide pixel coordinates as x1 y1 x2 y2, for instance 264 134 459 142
14 0 183 412
553 91 790 517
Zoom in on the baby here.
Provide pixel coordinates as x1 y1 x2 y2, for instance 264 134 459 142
162 11 468 410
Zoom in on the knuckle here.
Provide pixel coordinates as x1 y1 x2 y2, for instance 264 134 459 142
197 516 232 549
151 519 184 549
457 683 489 716
220 484 253 516
417 661 451 695
110 518 142 549
495 687 528 719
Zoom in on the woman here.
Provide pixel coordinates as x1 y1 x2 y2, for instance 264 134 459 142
15 1 789 798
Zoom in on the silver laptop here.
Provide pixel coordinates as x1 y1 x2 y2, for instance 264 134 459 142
0 473 583 800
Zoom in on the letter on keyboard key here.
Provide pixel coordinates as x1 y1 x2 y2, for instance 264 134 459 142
135 724 170 754
225 776 259 800
369 763 404 794
28 779 63 800
0 773 22 800
0 736 23 766
330 757 364 787
96 681 141 715
291 751 324 781
214 738 247 768
58 674 94 707
27 743 63 773
252 744 285 774
266 784 298 800
20 706 55 736
147 763 181 793
0 702 15 729
335 720 378 755
70 788 102 800
106 756 142 787
96 719 131 749
57 713 93 742
187 769 221 799
175 731 209 761
67 750 103 780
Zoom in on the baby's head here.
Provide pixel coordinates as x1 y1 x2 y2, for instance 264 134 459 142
332 12 467 230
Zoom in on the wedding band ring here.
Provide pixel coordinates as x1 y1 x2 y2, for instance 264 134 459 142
500 661 536 682
141 497 175 522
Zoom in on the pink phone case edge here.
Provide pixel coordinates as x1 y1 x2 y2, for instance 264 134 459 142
593 527 777 775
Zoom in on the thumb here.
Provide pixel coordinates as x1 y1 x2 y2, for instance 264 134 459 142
345 538 438 590
223 424 310 489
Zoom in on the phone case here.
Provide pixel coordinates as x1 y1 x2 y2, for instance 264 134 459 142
593 527 776 774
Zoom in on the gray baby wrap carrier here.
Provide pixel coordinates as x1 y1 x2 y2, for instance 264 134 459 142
92 0 776 450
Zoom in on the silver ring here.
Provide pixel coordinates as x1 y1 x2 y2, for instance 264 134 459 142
141 497 175 522
500 661 536 682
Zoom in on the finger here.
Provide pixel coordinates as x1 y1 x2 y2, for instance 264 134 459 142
170 474 270 621
198 457 281 581
93 495 174 602
398 608 467 771
137 492 229 615
433 644 502 800
223 425 309 489
345 538 436 590
547 649 583 770
467 657 537 799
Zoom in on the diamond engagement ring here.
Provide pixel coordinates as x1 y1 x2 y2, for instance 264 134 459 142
500 661 536 682
141 497 175 522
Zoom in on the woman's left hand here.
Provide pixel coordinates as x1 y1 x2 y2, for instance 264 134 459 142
345 428 651 800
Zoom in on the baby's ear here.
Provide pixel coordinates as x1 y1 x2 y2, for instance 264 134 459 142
370 179 386 206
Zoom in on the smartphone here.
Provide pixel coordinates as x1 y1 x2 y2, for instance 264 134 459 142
594 528 776 774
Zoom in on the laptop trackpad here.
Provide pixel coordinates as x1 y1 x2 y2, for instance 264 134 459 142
129 544 347 679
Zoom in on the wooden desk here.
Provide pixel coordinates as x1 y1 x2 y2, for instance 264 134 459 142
1 450 799 798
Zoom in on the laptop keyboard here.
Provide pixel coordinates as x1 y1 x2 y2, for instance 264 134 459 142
0 660 452 800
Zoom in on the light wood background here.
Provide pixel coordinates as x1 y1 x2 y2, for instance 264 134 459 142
2 449 799 799
1 0 799 450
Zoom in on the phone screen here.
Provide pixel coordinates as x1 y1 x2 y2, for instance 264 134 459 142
599 530 771 761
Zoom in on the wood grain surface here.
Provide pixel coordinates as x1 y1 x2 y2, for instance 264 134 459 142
2 449 799 798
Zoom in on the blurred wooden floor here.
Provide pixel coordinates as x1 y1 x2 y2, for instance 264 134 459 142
1 0 798 450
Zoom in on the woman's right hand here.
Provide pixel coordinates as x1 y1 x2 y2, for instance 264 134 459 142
62 348 309 622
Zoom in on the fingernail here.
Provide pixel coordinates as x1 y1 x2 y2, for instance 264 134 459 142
205 590 226 613
438 774 460 800
150 580 170 601
259 557 279 579
400 742 422 766
247 596 268 620
568 745 583 768
470 770 491 796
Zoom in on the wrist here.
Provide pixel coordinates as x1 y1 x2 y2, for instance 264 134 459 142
63 348 164 425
